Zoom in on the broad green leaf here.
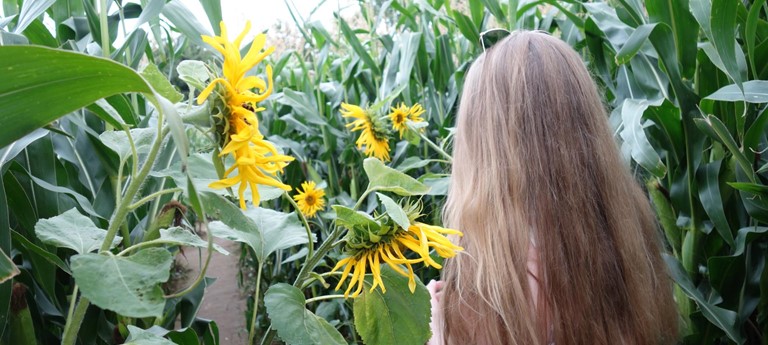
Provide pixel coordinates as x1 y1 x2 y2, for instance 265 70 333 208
141 63 183 104
453 12 480 48
663 254 745 343
264 283 346 345
204 193 310 262
645 0 698 78
0 247 18 284
705 80 768 103
363 158 430 196
377 193 409 229
619 99 666 177
13 0 54 33
332 205 381 232
159 227 228 255
696 161 734 246
354 266 432 345
421 175 450 196
124 325 176 345
71 248 172 318
29 175 103 219
690 0 746 92
135 0 166 29
99 128 157 162
176 60 209 91
34 208 120 254
615 24 655 65
395 156 435 173
0 46 152 148
153 95 189 166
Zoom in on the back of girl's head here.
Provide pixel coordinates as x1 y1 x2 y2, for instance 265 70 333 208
441 31 678 345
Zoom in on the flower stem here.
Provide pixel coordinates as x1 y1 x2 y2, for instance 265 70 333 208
283 192 314 259
164 222 214 299
128 188 183 210
61 296 89 345
353 187 372 211
248 263 264 345
418 131 453 162
305 294 345 304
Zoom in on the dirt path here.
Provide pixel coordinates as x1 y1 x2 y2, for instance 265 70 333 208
185 238 248 345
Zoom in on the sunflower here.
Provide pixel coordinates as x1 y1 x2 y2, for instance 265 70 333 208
341 103 391 162
293 181 326 218
197 21 294 209
388 103 426 138
330 203 463 298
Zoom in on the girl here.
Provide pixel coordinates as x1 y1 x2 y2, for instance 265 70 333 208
428 31 678 345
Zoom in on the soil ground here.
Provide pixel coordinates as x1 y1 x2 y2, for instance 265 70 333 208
185 238 248 345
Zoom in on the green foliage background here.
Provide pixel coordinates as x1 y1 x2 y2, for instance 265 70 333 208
3 0 768 344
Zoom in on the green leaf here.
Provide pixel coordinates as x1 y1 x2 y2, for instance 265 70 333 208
0 247 18 284
198 0 222 35
204 193 310 262
154 94 189 167
159 227 228 255
332 205 381 232
690 0 746 92
124 325 176 345
176 60 209 91
746 0 766 79
161 0 211 48
264 283 346 345
694 115 754 181
71 248 172 318
13 0 54 33
34 208 120 254
0 46 152 148
619 99 666 177
354 266 432 345
422 175 450 196
727 182 768 195
377 193 409 230
452 12 480 49
99 128 157 162
363 158 430 196
696 161 734 246
664 254 745 343
141 63 183 104
645 0 699 78
11 230 71 275
338 16 380 75
615 24 656 65
705 80 768 103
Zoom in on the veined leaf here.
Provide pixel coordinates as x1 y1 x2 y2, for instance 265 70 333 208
616 24 656 65
13 0 54 33
34 208 120 254
619 99 666 177
124 325 176 345
376 193 410 229
71 248 172 318
264 283 346 345
0 247 18 284
354 266 432 345
363 158 430 196
332 205 382 232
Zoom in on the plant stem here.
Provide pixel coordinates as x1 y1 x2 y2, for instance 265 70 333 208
305 294 345 304
128 188 182 210
418 131 453 162
283 192 314 259
61 296 89 345
164 222 214 298
353 187 372 211
248 264 264 345
61 105 166 343
99 0 110 58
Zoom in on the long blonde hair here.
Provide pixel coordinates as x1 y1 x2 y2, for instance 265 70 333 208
440 31 678 344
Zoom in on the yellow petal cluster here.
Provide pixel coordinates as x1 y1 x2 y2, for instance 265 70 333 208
341 103 391 162
197 22 294 209
292 181 326 218
388 103 426 138
331 222 463 298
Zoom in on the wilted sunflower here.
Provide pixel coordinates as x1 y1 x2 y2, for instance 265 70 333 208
293 181 325 218
331 202 463 298
341 103 391 162
388 103 426 138
197 21 294 209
